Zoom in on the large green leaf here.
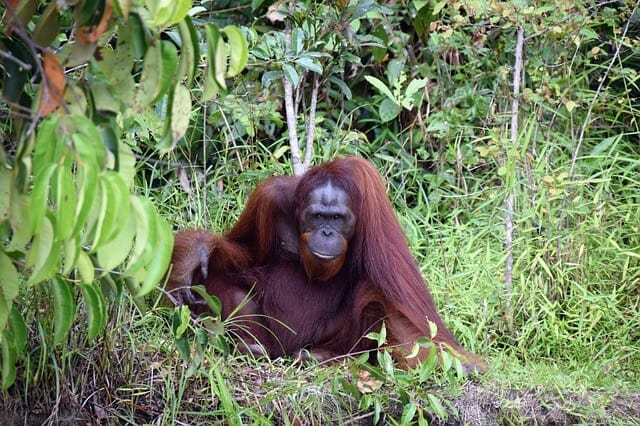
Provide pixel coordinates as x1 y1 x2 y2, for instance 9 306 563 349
8 308 27 355
282 63 300 87
76 250 95 285
61 237 80 276
29 163 56 235
6 192 33 252
0 252 19 331
222 25 248 77
96 212 136 272
156 83 192 153
134 44 163 110
68 115 106 168
1 333 18 390
205 23 226 90
125 196 158 275
0 167 9 222
364 75 396 102
157 40 179 103
31 2 60 46
51 276 75 346
177 17 200 85
136 211 173 297
52 165 76 241
83 178 109 250
168 0 192 26
72 163 99 238
81 282 106 340
26 216 59 286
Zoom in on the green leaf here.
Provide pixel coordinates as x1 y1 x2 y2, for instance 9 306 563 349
7 192 33 252
30 163 56 234
405 77 427 99
190 285 222 317
102 172 130 242
177 17 200 85
116 143 137 189
148 0 177 26
61 237 79 276
75 0 101 26
113 0 131 18
291 28 304 55
174 332 191 361
222 25 248 77
87 172 129 251
205 23 227 90
84 178 109 250
201 72 221 102
169 84 191 146
134 44 163 110
76 250 95 285
1 333 18 390
378 97 400 122
125 196 157 275
8 308 27 354
52 165 76 241
81 282 106 340
96 212 136 272
0 168 10 221
136 214 173 297
0 308 28 389
0 252 19 313
157 82 192 153
172 305 191 339
72 163 99 238
329 76 352 100
401 402 417 424
282 63 300 87
51 276 76 346
33 116 60 177
427 394 447 419
412 0 435 40
168 0 191 26
364 75 396 102
69 115 106 169
126 12 148 59
588 135 621 157
26 216 59 286
31 1 59 46
295 56 322 74
101 124 120 171
15 0 40 26
157 40 179 103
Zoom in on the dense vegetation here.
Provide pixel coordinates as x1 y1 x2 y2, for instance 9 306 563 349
1 0 639 423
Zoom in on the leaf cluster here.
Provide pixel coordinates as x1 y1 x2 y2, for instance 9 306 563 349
0 0 249 390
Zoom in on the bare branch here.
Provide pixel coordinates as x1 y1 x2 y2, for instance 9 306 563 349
282 0 304 176
303 74 320 170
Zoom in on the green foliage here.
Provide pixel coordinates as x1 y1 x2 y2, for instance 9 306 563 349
0 0 248 390
341 341 459 424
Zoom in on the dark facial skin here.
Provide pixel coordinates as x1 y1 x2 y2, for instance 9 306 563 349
299 182 356 262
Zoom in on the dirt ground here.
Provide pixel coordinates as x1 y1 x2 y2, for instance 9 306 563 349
433 381 640 425
3 380 639 425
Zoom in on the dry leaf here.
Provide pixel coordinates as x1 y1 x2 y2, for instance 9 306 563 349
37 51 66 116
266 2 285 23
76 0 113 45
356 370 383 394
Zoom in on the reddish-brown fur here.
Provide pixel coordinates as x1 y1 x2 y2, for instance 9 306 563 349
167 157 487 373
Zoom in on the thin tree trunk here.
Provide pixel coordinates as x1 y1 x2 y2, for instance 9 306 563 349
505 25 525 333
